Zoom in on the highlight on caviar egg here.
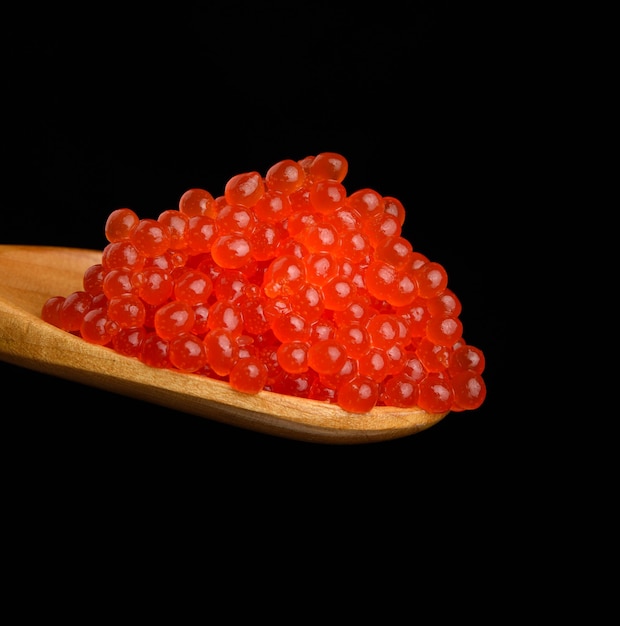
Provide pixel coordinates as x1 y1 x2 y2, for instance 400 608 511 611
41 152 486 415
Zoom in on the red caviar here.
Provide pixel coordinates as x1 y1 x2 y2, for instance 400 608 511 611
105 208 139 242
41 152 486 416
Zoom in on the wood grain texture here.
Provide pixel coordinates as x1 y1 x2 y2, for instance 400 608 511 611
0 245 449 443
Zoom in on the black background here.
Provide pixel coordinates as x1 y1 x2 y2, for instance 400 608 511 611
2 2 522 576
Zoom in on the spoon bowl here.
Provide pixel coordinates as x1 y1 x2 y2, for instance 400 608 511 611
0 244 449 444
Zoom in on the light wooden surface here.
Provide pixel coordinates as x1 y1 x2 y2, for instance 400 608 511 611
0 245 449 444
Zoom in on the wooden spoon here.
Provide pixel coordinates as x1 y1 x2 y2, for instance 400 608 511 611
0 244 449 444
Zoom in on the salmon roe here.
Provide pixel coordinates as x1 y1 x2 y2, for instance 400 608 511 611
41 152 486 415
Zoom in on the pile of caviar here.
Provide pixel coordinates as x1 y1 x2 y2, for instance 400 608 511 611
41 152 486 414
